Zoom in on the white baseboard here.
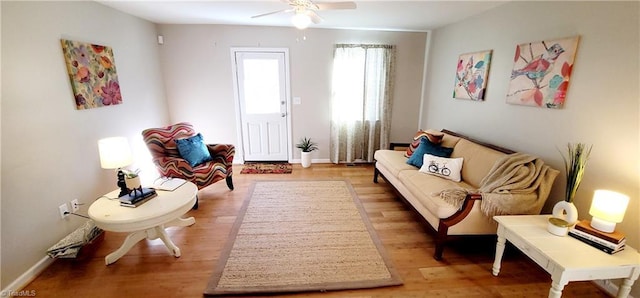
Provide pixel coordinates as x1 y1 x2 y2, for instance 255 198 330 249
291 158 331 164
2 256 54 294
592 279 635 298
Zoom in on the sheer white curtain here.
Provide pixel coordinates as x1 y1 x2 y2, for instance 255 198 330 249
330 44 395 164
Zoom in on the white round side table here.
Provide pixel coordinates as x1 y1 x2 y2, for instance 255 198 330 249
88 182 197 265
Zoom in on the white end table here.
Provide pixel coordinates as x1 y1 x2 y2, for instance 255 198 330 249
492 215 640 298
88 182 198 265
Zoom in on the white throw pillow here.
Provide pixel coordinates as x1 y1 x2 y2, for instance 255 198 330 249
419 154 464 182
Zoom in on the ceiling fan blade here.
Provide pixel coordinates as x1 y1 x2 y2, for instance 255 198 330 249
315 2 357 10
251 9 290 19
307 11 323 24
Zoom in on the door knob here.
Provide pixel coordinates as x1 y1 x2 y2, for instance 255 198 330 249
281 113 286 117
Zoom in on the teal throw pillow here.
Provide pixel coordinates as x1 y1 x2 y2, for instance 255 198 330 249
175 133 212 167
406 137 454 168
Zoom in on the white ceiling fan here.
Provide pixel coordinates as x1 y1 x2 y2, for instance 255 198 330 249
252 0 357 29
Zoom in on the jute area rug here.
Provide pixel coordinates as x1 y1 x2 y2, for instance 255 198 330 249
240 162 293 174
204 180 402 296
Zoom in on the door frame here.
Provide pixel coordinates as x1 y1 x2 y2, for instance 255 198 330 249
230 47 293 164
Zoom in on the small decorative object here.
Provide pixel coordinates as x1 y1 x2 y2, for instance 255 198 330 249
506 36 579 108
551 142 592 228
453 50 492 101
123 169 142 196
547 217 570 236
61 39 122 110
588 190 629 233
552 201 578 227
295 137 318 168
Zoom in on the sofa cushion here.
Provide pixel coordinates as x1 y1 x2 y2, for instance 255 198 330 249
406 137 454 168
419 154 464 182
440 133 462 148
450 139 506 188
374 150 416 177
398 170 475 219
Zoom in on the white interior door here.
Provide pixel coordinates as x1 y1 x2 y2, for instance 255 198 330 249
233 50 290 162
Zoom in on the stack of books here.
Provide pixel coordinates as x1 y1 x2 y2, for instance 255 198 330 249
118 188 157 208
568 220 626 254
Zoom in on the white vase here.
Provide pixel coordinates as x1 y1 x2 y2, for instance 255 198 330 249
301 151 312 168
552 200 578 226
125 176 141 190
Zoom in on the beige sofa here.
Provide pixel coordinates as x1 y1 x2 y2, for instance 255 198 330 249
374 130 558 260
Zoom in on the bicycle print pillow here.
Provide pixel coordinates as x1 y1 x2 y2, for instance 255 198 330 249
419 154 464 182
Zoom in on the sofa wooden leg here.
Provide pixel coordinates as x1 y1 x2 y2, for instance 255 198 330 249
432 197 479 260
434 221 449 260
373 167 380 183
434 243 444 260
226 175 234 190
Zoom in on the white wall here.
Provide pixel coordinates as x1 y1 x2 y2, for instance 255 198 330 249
1 1 168 288
423 1 639 295
156 24 426 161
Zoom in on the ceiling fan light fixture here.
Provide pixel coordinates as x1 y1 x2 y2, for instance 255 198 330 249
291 12 311 29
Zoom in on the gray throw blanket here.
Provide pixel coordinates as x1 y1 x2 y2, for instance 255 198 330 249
438 153 559 217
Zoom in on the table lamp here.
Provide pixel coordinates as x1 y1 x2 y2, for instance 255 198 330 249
98 137 133 197
589 189 629 233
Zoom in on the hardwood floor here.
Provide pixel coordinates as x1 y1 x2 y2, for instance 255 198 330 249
26 164 608 297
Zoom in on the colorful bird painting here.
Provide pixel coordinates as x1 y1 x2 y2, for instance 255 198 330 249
453 50 491 101
511 43 565 83
506 36 579 109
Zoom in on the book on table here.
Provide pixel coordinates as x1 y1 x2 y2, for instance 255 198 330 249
574 220 626 244
120 193 156 208
119 187 157 207
569 220 626 255
568 231 625 254
568 228 626 249
151 177 187 191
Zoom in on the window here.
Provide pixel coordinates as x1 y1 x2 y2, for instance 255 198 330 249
330 44 395 163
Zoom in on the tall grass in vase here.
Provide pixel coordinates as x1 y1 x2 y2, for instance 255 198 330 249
561 143 592 203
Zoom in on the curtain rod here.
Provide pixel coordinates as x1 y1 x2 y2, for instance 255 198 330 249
334 44 395 49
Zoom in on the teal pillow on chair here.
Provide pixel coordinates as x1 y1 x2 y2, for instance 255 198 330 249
406 137 454 168
175 133 212 167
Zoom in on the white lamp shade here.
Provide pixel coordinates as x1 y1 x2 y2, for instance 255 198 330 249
589 189 629 223
98 137 133 169
292 13 311 29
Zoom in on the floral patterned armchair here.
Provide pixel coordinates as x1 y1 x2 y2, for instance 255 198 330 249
141 122 235 193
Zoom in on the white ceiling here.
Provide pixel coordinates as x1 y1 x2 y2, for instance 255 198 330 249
98 1 508 32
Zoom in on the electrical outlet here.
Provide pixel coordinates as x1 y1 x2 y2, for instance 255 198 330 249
70 199 80 212
59 203 69 219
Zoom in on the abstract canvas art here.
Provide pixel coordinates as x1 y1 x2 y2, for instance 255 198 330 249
506 36 579 109
61 39 122 110
453 50 492 101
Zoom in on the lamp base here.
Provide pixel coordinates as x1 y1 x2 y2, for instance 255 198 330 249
117 169 129 197
590 217 616 233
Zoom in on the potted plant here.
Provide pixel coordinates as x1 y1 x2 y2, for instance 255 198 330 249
296 137 318 168
561 143 592 203
122 169 142 193
552 143 592 226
